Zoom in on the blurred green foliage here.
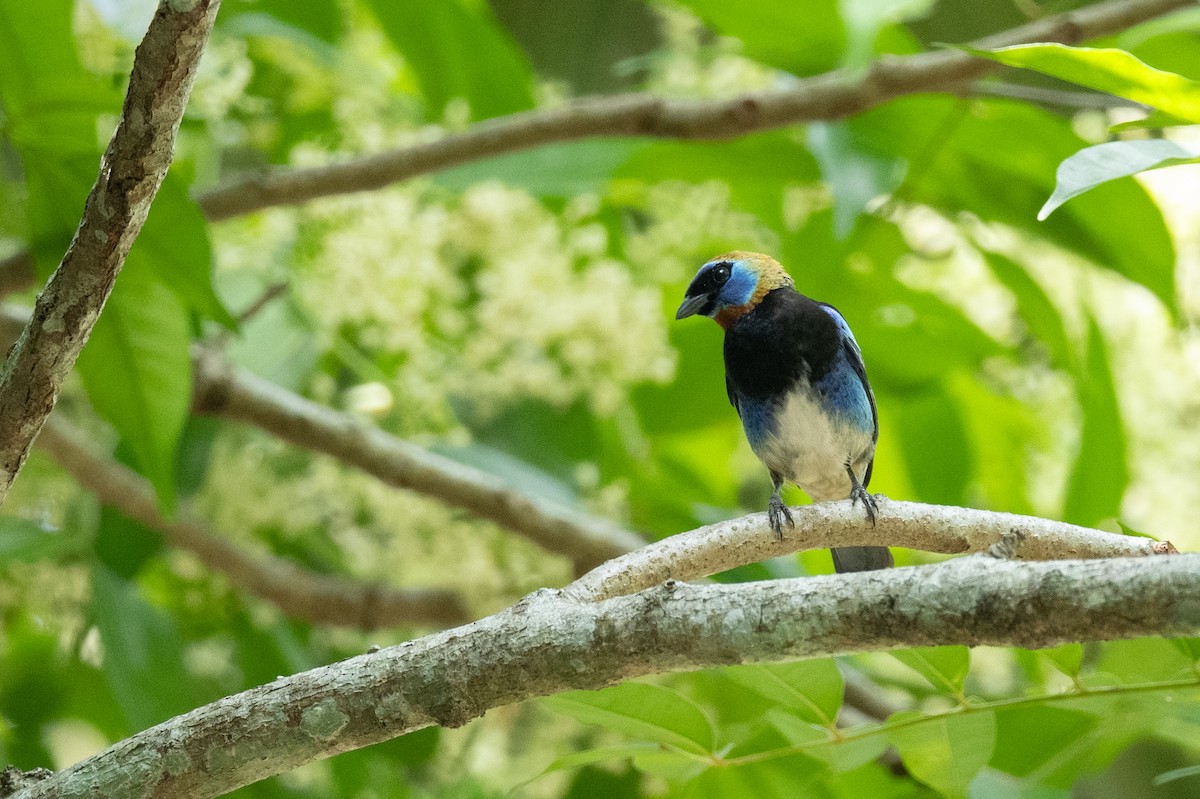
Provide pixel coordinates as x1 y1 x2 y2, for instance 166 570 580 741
0 0 1199 797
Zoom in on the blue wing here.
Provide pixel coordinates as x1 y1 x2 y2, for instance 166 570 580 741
819 304 878 485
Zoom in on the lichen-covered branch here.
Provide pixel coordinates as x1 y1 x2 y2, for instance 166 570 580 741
36 417 470 628
15 552 1200 799
0 0 220 506
564 498 1176 601
191 350 647 573
194 0 1189 219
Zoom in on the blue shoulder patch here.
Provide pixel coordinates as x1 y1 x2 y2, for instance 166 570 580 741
820 304 859 343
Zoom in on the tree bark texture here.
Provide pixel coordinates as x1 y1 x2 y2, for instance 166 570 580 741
14 552 1200 799
0 0 220 505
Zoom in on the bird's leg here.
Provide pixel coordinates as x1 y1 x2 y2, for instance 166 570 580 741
767 471 794 540
846 463 877 525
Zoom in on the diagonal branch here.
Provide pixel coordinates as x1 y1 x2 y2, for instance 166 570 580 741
0 0 220 506
193 0 1190 219
564 498 1177 601
35 416 470 629
0 0 1187 289
191 349 647 573
15 551 1200 799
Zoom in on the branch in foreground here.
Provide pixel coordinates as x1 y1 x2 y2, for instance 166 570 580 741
194 0 1190 219
0 0 219 506
192 350 646 573
18 553 1200 799
564 497 1176 601
36 417 470 629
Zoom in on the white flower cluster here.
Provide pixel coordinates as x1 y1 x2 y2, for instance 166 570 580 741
201 431 572 610
625 180 778 282
291 181 676 421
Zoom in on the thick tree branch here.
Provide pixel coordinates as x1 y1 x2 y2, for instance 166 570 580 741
564 499 1176 601
0 0 219 506
193 0 1190 219
35 416 470 629
191 350 647 573
15 552 1200 799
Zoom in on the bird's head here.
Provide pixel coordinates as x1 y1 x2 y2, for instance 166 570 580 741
675 252 793 328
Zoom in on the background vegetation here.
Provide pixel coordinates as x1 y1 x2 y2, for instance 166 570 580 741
1 0 1199 796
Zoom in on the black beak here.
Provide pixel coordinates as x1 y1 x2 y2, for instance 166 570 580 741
675 294 709 320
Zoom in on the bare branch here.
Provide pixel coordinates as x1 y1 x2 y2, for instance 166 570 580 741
0 0 1186 285
564 498 1175 601
17 552 1200 799
0 0 220 506
191 349 647 573
193 0 1191 219
36 416 470 629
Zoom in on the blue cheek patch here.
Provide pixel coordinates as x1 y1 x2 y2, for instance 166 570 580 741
718 264 758 307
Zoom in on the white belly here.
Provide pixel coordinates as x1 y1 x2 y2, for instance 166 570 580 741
750 390 874 502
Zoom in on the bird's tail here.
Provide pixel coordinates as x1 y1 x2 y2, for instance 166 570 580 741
831 546 893 573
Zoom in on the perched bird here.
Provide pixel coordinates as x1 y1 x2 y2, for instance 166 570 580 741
676 251 892 573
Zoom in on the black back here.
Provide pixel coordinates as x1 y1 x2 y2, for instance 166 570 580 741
723 288 841 401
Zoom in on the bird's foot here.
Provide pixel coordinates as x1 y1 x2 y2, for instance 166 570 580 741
850 482 878 525
768 495 794 540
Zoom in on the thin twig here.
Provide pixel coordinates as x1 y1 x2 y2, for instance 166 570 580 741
192 0 1191 219
563 498 1176 602
35 416 471 629
0 0 220 506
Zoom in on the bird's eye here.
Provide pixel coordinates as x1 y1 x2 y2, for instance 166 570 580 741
713 264 731 283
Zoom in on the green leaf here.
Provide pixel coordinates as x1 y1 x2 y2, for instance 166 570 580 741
76 269 193 512
512 743 662 792
221 0 343 43
674 0 847 76
892 385 972 506
968 44 1200 123
891 646 971 694
1107 108 1191 132
807 121 905 238
839 0 936 68
766 709 889 773
363 0 535 121
614 132 822 229
1062 318 1127 528
722 660 844 725
132 173 237 328
1093 638 1194 684
980 250 1073 368
888 709 996 798
1170 638 1200 665
91 565 197 732
679 751 826 798
540 744 662 775
849 96 1176 312
1116 520 1158 540
0 515 78 562
1039 139 1200 219
544 682 715 755
0 0 119 127
1041 644 1084 678
990 705 1097 779
435 139 648 196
